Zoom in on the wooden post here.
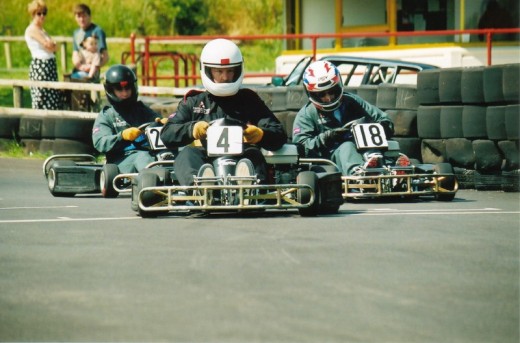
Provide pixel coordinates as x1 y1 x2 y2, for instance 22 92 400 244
60 42 68 74
4 41 12 70
13 86 23 108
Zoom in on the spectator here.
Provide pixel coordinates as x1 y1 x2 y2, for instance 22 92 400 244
24 0 62 109
72 3 108 76
292 60 398 176
160 38 287 186
92 64 165 173
71 35 101 81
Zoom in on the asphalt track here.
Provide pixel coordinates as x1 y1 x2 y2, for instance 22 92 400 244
0 157 519 342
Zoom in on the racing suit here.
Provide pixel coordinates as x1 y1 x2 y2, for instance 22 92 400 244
92 102 162 173
292 92 394 175
160 89 287 186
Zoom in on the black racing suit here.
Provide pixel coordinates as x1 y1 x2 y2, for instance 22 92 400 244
160 89 287 185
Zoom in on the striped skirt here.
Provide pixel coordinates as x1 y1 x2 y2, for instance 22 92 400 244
29 58 62 110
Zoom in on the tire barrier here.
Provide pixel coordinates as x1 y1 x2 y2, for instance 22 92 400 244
416 63 520 191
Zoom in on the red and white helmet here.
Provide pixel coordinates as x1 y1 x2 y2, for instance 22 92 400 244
200 38 244 96
303 60 343 112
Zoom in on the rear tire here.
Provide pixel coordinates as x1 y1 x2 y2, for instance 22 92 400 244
47 160 77 197
297 171 320 217
100 164 119 198
137 173 164 218
434 163 456 201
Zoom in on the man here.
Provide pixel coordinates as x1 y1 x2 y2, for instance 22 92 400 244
72 3 108 75
292 60 406 175
92 64 164 173
160 38 287 186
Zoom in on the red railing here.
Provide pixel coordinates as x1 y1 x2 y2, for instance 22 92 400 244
127 28 520 87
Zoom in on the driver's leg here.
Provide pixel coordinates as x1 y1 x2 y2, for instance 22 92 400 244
243 146 267 183
331 141 364 175
132 151 156 172
174 146 207 186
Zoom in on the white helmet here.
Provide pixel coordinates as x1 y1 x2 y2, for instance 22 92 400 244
303 60 343 112
200 39 244 96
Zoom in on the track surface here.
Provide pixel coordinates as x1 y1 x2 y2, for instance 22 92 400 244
0 158 519 342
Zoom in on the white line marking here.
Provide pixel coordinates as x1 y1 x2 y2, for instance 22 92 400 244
0 217 139 224
0 205 78 210
370 208 502 213
345 211 519 216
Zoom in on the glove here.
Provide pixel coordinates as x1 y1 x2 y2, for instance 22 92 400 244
192 121 209 140
155 117 168 125
122 127 142 141
243 125 264 144
321 127 349 146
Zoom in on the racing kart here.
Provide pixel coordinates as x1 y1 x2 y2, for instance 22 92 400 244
42 121 173 198
336 119 458 201
132 117 344 217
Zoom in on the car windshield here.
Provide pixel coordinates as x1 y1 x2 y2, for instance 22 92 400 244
284 56 312 86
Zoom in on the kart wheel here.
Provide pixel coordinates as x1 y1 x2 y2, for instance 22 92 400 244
47 162 76 197
235 158 255 205
138 173 166 218
297 171 320 217
197 163 217 206
434 163 456 201
100 164 119 198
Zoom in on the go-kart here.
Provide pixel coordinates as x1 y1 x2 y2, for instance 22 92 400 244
335 119 458 201
132 117 344 217
42 121 173 198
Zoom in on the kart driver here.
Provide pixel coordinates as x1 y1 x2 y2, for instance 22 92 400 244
92 64 166 173
292 60 408 175
160 38 287 186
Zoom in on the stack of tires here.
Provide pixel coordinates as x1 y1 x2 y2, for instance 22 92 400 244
0 115 96 156
416 64 519 191
373 83 422 162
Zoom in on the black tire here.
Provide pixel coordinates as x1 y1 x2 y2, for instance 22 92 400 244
474 171 502 191
18 116 42 139
356 85 378 105
440 106 463 138
501 170 520 192
483 65 504 104
0 116 20 139
421 139 447 164
286 86 308 110
47 161 77 197
41 117 56 139
392 137 421 161
438 67 462 104
462 105 487 139
100 164 120 198
497 140 519 171
417 106 441 139
297 171 320 217
52 138 94 155
472 139 502 172
285 112 297 140
38 139 54 155
54 118 94 142
486 106 507 140
445 138 475 169
505 105 519 140
387 110 418 137
417 69 440 105
376 84 397 110
502 64 520 104
395 85 419 110
137 173 162 218
434 163 456 201
461 66 485 105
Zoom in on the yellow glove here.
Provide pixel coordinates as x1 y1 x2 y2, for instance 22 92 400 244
192 121 209 140
122 127 142 141
155 117 168 125
243 125 264 144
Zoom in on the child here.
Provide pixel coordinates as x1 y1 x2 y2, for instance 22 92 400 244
71 35 101 81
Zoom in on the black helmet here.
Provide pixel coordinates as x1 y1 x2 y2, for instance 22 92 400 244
104 64 138 108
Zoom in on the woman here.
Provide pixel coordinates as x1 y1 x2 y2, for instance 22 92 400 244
24 0 62 109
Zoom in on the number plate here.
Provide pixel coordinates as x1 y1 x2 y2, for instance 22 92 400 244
207 126 243 156
145 126 166 150
352 123 388 149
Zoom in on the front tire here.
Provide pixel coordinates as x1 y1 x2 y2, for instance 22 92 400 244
297 171 320 217
100 164 119 198
434 163 456 201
